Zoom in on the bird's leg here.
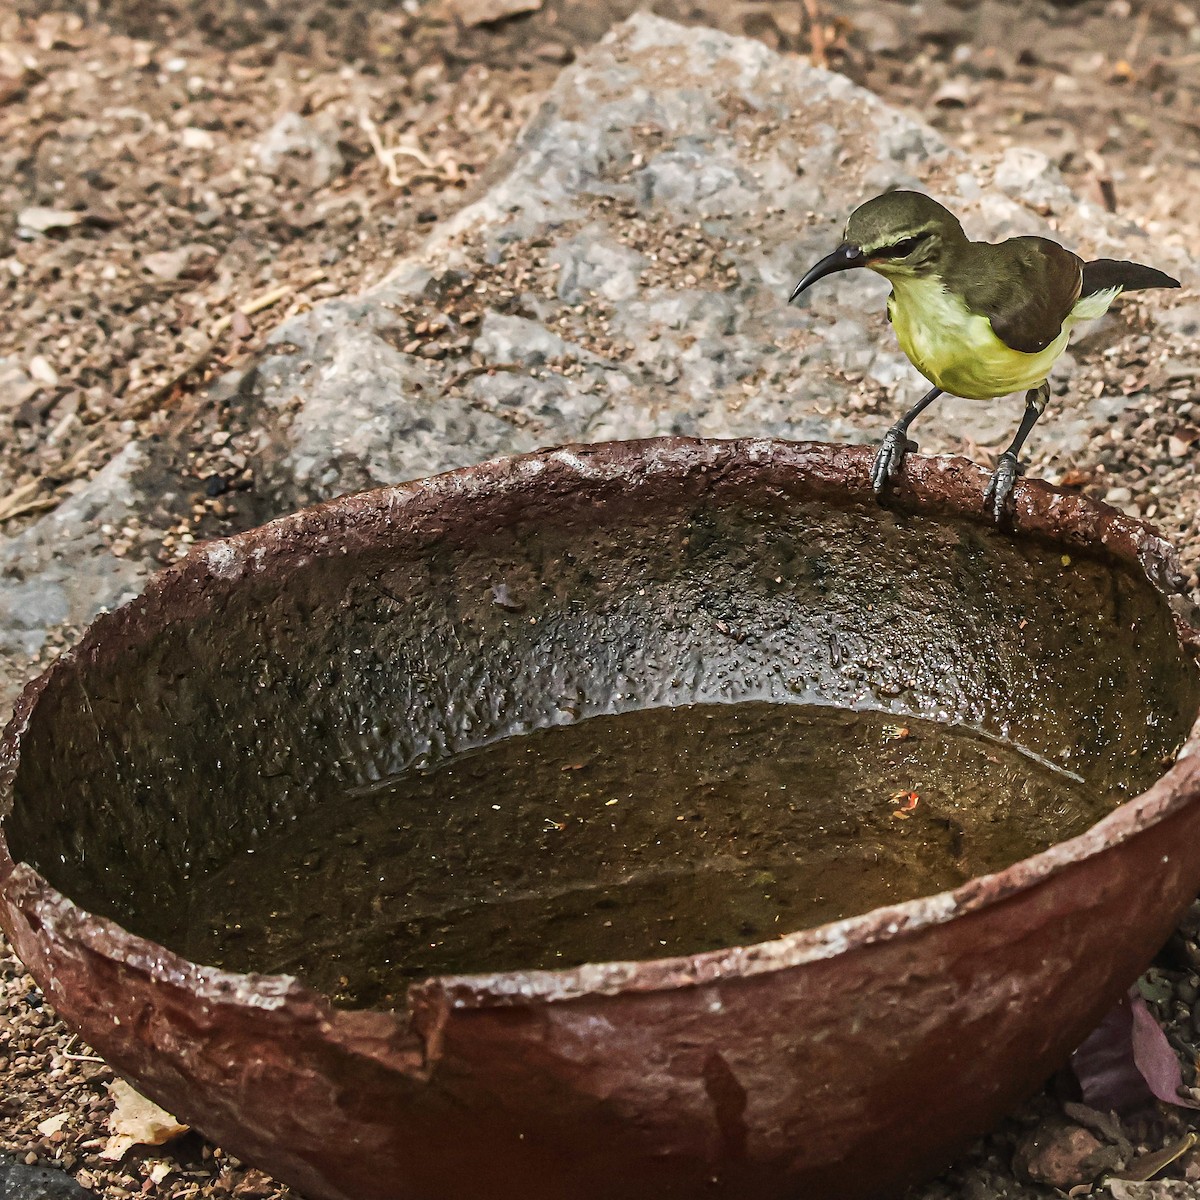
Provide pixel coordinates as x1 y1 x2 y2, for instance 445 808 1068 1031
984 381 1049 524
870 386 943 496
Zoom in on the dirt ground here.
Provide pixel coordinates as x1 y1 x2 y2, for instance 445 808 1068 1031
3 0 1200 1197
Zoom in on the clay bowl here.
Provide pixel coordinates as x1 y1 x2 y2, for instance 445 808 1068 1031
3 438 1200 1200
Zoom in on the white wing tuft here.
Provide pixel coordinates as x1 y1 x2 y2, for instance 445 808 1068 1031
1071 285 1122 322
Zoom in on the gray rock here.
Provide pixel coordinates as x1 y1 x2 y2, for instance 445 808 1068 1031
1013 1117 1113 1190
274 330 537 495
550 229 647 303
0 1156 92 1199
0 444 150 714
0 360 38 411
1155 302 1200 339
472 311 592 368
253 112 344 190
992 148 1068 213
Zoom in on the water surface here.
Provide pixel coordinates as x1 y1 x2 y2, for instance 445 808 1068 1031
179 702 1113 1007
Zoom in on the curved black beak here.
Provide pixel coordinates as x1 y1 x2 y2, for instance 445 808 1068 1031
788 242 866 303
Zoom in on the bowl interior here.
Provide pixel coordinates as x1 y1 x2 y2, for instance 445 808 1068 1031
6 454 1198 1007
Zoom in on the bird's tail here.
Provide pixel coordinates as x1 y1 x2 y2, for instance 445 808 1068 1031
1082 258 1180 296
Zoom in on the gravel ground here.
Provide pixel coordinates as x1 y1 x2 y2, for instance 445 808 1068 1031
3 1 1200 1197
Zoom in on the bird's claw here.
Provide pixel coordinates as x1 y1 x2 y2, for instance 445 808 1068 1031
983 451 1026 525
870 427 918 497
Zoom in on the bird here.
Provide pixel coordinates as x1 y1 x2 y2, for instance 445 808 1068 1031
788 190 1180 522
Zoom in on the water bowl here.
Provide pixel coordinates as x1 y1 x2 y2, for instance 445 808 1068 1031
2 438 1199 1200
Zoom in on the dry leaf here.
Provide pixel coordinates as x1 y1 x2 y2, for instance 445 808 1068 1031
445 0 542 27
1107 1131 1196 1182
100 1079 189 1160
1060 468 1094 488
1168 432 1198 459
36 1111 70 1137
147 1161 173 1185
1072 989 1200 1116
931 78 974 107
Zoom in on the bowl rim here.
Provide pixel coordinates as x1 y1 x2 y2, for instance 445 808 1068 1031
2 435 1199 1014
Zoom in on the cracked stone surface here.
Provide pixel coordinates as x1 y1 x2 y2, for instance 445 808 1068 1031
0 444 148 708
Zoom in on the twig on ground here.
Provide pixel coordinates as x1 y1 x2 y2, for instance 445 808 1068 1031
0 430 126 523
359 110 435 186
209 271 327 338
124 345 215 420
802 0 827 69
1126 4 1151 65
0 490 58 524
0 477 48 523
443 361 524 391
1085 149 1118 212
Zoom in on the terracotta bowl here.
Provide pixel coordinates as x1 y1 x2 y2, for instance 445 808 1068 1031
3 439 1199 1200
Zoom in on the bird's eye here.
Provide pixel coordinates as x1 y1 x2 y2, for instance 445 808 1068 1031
886 235 924 258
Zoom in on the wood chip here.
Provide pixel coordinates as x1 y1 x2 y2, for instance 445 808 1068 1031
445 0 543 27
35 1111 70 1137
17 206 81 233
100 1079 189 1161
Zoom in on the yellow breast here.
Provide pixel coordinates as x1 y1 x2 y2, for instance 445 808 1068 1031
886 276 1068 400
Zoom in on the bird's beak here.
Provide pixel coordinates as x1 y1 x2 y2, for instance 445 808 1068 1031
788 242 866 303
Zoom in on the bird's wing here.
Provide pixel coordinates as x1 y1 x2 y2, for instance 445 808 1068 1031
1082 258 1180 295
958 237 1083 354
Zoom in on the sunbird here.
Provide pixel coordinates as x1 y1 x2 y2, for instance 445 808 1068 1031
789 190 1179 521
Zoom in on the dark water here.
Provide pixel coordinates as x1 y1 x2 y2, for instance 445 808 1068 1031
178 703 1115 1008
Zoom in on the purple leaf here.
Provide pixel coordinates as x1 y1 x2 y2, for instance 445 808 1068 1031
1130 994 1200 1110
1071 988 1200 1116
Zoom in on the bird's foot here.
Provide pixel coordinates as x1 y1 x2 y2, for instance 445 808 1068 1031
870 427 918 497
983 451 1026 525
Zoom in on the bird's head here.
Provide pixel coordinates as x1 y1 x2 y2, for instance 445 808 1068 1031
789 190 966 303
